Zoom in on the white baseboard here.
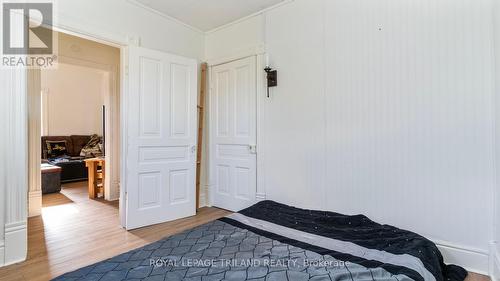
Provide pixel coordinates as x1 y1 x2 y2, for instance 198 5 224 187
198 184 210 208
492 250 500 281
0 240 5 266
107 181 120 201
199 189 207 208
256 193 266 201
4 221 27 266
435 240 489 275
28 190 42 217
203 184 213 207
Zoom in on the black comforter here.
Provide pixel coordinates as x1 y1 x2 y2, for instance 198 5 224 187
220 200 467 281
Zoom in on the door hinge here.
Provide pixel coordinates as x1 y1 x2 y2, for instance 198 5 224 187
125 66 129 76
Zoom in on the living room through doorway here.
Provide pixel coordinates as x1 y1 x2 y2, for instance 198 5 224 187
29 30 121 225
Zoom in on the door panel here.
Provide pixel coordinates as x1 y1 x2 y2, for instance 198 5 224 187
216 70 230 137
138 172 161 209
139 57 161 137
170 169 189 203
210 56 257 211
125 46 197 230
234 66 251 137
171 64 190 137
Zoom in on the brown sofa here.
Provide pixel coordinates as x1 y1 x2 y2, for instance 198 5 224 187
41 135 92 159
41 135 94 182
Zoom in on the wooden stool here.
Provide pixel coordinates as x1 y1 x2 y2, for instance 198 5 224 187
84 158 105 199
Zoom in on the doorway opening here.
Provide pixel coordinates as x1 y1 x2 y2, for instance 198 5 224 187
28 30 121 237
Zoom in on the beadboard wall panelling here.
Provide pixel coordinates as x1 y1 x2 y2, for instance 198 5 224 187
263 0 327 209
205 0 496 258
324 0 495 251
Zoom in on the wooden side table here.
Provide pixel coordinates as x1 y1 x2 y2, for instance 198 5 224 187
84 158 105 199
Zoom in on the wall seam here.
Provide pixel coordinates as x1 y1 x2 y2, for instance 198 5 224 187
490 0 500 276
322 0 328 211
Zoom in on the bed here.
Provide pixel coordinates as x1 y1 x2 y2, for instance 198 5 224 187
53 200 467 281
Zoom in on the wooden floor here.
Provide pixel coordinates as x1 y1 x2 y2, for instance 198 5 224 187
0 181 490 281
0 181 231 281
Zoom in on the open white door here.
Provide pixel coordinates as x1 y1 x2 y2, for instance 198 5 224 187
210 56 257 212
124 46 197 230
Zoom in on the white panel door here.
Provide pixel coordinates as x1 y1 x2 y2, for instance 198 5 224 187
210 56 257 211
125 46 197 230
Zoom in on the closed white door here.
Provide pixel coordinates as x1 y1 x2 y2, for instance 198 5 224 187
210 56 257 212
125 46 197 230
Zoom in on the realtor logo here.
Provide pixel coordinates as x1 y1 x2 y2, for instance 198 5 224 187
3 2 53 54
1 1 57 68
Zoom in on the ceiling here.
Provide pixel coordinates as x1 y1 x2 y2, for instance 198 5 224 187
134 0 285 32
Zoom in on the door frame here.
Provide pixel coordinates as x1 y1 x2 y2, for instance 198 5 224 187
29 29 130 215
50 26 131 229
27 26 128 217
207 50 268 207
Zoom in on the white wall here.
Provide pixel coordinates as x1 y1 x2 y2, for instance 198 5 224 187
324 0 494 272
493 0 500 279
41 63 106 136
56 0 204 59
206 0 496 273
205 15 265 61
